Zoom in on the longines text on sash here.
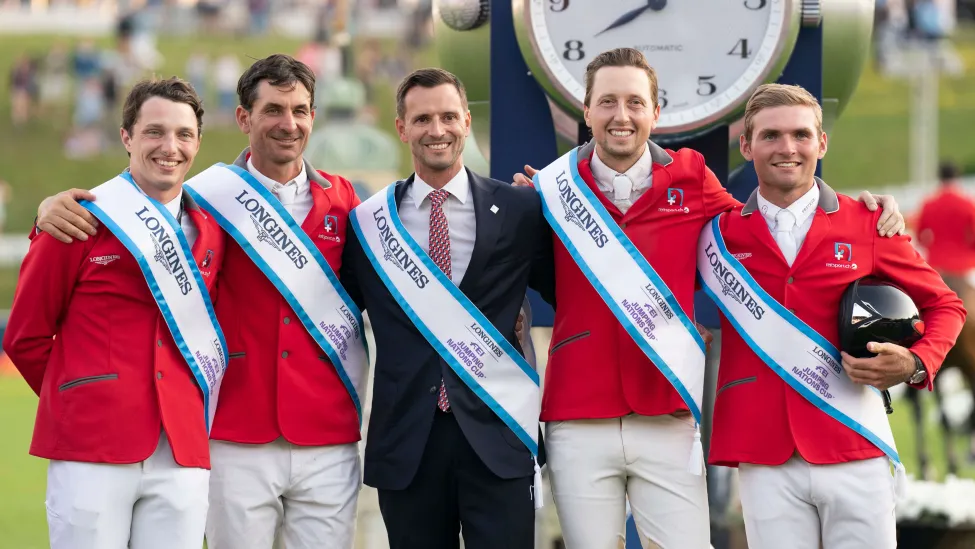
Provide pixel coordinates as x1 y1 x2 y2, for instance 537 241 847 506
134 206 193 295
233 189 310 269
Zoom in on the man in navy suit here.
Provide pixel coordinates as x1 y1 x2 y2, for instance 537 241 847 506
342 68 555 549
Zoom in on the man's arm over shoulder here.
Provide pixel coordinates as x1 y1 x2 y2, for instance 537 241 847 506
509 184 556 307
679 149 742 217
3 231 96 394
872 207 967 389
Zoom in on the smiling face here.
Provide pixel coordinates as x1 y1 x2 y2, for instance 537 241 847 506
584 65 659 171
121 96 201 199
395 83 471 180
236 80 315 177
741 104 827 196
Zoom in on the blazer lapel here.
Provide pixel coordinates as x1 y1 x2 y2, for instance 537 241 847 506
791 209 832 270
459 170 502 293
742 209 791 267
625 163 672 220
302 182 333 236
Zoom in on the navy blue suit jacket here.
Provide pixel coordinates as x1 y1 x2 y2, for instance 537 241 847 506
342 169 554 491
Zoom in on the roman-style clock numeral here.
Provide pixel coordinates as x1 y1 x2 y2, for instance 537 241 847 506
659 89 669 109
549 0 569 12
744 0 767 10
563 40 585 61
728 39 752 59
697 76 717 96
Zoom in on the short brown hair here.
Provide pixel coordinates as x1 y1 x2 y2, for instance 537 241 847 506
121 77 204 136
237 54 316 111
743 83 823 142
395 68 468 119
584 48 658 108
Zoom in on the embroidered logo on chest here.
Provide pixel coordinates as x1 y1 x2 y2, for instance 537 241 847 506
826 242 857 270
90 254 121 266
658 187 690 214
319 214 342 243
731 252 752 261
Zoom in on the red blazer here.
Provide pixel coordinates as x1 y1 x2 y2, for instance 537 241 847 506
541 140 739 422
209 150 362 447
4 199 225 469
709 181 966 467
915 184 975 274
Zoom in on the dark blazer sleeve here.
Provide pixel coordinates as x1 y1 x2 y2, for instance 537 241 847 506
528 194 556 308
340 222 366 313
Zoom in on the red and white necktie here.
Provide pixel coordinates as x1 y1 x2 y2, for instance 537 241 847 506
428 189 452 411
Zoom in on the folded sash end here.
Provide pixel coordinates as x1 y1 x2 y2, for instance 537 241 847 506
533 458 544 510
894 461 907 501
687 424 705 476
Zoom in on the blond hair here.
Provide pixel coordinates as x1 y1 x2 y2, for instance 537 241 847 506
584 48 659 109
742 83 822 142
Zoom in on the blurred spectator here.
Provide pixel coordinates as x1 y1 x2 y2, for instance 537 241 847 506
9 53 36 127
0 179 12 235
185 52 209 103
214 54 242 125
248 0 270 35
39 42 71 110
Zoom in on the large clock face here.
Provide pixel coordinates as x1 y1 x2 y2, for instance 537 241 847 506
517 0 799 135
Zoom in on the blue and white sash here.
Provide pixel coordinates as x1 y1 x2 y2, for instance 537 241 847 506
349 184 544 508
697 215 906 493
81 172 228 432
533 148 708 474
183 163 368 423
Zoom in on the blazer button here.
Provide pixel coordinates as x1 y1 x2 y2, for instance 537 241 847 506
787 277 794 284
282 351 289 359
156 372 163 380
621 222 628 229
283 317 291 325
157 339 163 347
788 308 795 314
429 385 438 394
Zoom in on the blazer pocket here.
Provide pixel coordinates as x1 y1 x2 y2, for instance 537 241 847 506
716 376 757 397
549 331 590 356
58 374 118 392
229 352 246 359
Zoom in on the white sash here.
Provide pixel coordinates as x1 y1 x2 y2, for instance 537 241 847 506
183 163 368 423
349 184 544 508
81 172 228 431
533 147 708 474
697 215 906 492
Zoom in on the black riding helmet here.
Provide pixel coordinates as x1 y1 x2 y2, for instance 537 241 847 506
838 277 925 359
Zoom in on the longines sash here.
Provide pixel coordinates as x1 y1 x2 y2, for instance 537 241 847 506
697 215 906 492
349 184 545 508
533 148 708 474
183 163 368 423
81 172 228 432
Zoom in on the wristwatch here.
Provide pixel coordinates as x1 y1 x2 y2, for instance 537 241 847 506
908 353 928 385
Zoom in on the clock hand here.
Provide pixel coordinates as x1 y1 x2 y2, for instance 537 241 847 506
595 0 667 37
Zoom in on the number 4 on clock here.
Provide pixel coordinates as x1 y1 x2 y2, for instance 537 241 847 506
728 39 752 59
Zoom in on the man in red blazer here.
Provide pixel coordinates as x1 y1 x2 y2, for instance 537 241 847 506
514 48 905 549
706 83 966 549
4 78 225 549
915 161 975 276
34 56 363 549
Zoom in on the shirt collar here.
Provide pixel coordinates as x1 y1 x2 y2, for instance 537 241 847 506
411 168 470 209
589 144 653 187
247 156 309 193
162 193 182 219
756 182 820 228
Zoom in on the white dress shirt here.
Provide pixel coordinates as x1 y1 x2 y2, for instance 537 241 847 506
756 183 820 267
163 192 197 248
589 144 653 213
247 157 313 224
398 169 476 285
